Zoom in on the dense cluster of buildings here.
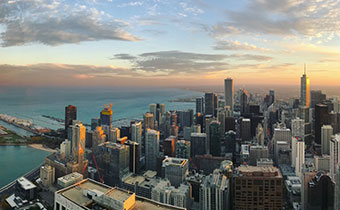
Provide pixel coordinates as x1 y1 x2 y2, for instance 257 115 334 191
4 69 340 210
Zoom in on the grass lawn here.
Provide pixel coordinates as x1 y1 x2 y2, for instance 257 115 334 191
0 126 26 143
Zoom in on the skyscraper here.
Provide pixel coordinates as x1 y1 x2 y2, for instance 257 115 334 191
200 169 230 210
162 157 189 187
65 105 77 135
240 89 248 115
224 78 234 111
330 135 340 179
295 138 305 177
315 103 330 144
143 112 154 130
321 125 333 155
131 122 142 146
307 172 335 210
205 93 218 117
95 142 130 187
196 97 204 114
292 118 305 139
209 121 221 156
240 118 251 142
149 103 157 115
269 89 275 105
145 129 160 171
100 105 113 128
300 65 310 107
234 166 283 210
67 121 86 163
190 133 207 159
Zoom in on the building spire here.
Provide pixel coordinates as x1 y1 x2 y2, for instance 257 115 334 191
304 63 306 75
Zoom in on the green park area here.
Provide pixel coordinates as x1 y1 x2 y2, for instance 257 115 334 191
0 126 26 144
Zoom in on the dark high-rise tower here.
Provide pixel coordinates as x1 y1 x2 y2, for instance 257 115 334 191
65 105 77 135
224 78 234 111
196 97 204 114
205 93 218 117
240 89 249 115
315 104 330 144
209 121 221 156
301 64 311 107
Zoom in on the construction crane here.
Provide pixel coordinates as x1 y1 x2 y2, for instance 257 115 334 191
81 162 88 175
93 154 104 183
102 103 114 111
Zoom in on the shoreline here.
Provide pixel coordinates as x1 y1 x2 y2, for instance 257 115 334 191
28 144 56 153
0 143 56 153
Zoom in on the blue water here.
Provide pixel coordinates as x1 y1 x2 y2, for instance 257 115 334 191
0 87 202 130
0 146 50 188
0 120 34 137
0 87 202 188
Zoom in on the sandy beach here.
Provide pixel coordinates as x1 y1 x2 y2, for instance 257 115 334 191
28 144 56 153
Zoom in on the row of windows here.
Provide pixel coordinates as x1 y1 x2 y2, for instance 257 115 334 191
55 202 67 210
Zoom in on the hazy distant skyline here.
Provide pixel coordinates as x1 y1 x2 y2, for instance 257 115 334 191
0 0 340 87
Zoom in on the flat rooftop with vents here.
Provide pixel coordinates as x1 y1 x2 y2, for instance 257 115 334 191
55 178 185 210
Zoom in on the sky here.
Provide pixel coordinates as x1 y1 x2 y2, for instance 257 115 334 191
0 0 340 87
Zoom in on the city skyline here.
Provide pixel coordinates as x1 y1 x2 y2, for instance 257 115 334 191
0 0 340 87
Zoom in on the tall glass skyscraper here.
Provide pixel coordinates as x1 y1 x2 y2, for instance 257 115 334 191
300 65 310 107
224 78 234 111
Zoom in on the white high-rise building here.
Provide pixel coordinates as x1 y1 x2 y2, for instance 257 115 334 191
321 125 333 155
200 169 230 210
224 78 234 111
300 65 310 107
291 118 305 139
131 122 142 145
335 165 340 210
60 139 71 159
291 137 297 168
68 121 86 162
145 129 160 171
295 139 305 177
151 180 190 209
149 104 157 116
330 134 340 179
256 124 265 146
109 127 120 142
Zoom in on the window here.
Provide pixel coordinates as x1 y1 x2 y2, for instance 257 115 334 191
56 202 60 210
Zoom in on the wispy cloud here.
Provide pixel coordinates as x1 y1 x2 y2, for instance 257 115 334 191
0 0 140 47
213 40 270 52
207 0 340 38
113 50 272 75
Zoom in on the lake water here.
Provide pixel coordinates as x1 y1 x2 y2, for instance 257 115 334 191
0 146 50 188
0 87 202 130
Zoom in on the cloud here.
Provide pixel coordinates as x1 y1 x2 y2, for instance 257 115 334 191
0 0 140 47
213 40 270 51
118 1 143 8
113 50 272 75
208 0 340 37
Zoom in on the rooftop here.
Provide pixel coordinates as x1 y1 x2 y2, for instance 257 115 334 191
162 157 188 166
191 133 207 137
56 179 184 210
237 166 282 178
58 172 83 183
17 177 37 190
